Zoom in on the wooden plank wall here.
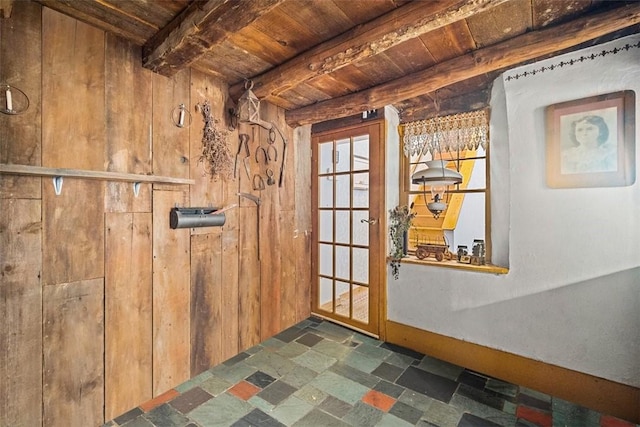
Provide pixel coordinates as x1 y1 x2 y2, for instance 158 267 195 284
0 3 43 427
0 3 311 426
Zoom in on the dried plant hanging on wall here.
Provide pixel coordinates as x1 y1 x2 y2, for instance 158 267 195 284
198 100 232 180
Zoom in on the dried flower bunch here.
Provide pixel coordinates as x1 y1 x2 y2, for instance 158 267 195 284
198 100 233 180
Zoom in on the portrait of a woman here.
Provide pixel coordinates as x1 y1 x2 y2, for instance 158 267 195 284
560 114 617 174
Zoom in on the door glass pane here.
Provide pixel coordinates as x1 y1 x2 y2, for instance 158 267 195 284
319 277 333 310
335 210 350 244
353 135 369 172
319 210 333 242
335 281 349 317
319 176 333 208
336 138 351 173
319 243 333 276
353 172 369 208
335 174 350 208
352 210 369 246
335 245 350 280
353 247 368 284
319 141 334 174
352 284 368 323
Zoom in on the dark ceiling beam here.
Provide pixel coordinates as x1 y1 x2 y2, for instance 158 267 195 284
143 0 285 77
229 0 510 101
398 87 493 122
285 3 640 127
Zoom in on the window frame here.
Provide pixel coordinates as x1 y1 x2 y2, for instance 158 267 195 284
398 109 506 274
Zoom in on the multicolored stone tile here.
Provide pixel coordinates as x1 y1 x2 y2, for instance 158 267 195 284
103 318 632 427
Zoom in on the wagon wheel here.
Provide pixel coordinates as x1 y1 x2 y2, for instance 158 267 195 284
435 252 444 262
416 247 428 260
444 251 453 260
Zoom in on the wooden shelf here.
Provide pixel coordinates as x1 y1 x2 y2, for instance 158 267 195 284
389 255 509 275
0 164 194 185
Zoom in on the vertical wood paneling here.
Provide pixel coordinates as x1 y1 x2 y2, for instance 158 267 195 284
42 179 105 285
220 200 239 360
259 168 282 340
0 6 44 426
0 1 42 199
294 125 312 320
269 102 295 212
42 7 105 170
42 179 104 285
189 69 230 213
1 5 312 425
105 34 152 213
152 69 190 180
238 205 261 350
42 7 105 286
105 213 152 419
152 189 190 394
0 199 42 427
280 209 297 328
43 279 104 427
190 233 223 375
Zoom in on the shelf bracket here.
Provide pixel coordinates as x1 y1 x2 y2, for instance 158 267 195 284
53 176 63 195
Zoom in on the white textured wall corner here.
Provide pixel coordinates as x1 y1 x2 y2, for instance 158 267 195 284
388 34 640 388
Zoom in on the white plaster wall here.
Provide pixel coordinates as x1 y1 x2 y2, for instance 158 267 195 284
387 34 640 387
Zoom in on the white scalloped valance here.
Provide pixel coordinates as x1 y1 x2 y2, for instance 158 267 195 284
402 109 489 157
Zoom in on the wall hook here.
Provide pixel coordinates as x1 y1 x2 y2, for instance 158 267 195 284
172 103 192 128
132 181 141 197
53 176 63 195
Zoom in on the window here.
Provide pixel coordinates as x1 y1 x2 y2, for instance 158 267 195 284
400 109 495 268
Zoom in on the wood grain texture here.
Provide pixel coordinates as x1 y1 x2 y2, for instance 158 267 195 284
294 125 312 321
230 0 508 101
190 233 223 375
143 0 285 76
220 190 239 361
189 69 231 219
105 213 152 419
279 209 297 329
259 153 282 340
0 199 42 427
42 7 105 170
36 0 178 45
237 205 261 351
286 3 640 126
42 179 105 286
2 6 317 424
152 189 190 394
0 0 42 199
152 69 190 181
43 279 104 427
105 34 152 213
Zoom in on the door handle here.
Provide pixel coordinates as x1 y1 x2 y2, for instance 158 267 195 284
360 218 377 225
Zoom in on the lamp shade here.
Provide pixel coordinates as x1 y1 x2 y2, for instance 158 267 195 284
411 160 462 186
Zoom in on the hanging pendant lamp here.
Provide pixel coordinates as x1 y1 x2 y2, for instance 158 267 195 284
411 159 462 219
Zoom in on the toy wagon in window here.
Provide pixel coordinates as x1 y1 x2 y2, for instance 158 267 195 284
415 237 454 262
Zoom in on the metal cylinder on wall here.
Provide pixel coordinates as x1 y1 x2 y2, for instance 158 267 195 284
170 207 226 229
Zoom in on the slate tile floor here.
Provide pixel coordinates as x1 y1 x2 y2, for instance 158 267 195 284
104 317 637 427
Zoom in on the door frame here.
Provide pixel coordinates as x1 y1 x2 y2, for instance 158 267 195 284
310 119 387 339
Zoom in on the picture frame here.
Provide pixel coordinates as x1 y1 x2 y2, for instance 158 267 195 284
545 90 635 188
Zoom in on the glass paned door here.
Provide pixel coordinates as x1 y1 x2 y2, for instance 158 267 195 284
311 122 383 336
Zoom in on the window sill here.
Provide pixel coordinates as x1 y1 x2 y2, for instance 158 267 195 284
390 255 509 275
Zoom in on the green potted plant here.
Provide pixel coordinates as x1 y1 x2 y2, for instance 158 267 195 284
389 204 416 279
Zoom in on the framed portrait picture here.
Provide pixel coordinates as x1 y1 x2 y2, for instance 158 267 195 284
545 90 635 188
